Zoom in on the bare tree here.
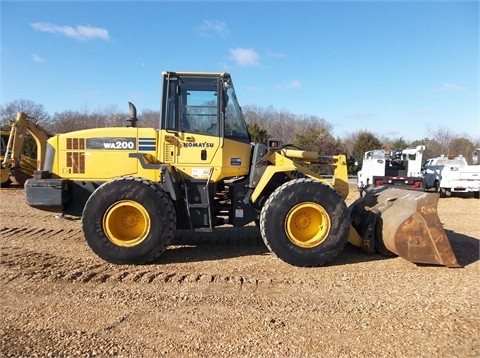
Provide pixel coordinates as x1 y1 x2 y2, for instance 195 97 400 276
0 99 51 128
139 109 161 128
51 110 90 133
242 104 332 145
50 106 133 133
430 125 453 154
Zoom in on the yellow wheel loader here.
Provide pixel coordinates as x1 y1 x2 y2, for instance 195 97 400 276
1 112 51 187
24 72 459 267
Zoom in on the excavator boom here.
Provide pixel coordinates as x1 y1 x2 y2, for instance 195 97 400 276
1 112 51 187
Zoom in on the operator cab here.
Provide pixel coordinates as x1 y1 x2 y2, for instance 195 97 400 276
161 71 250 143
159 72 252 182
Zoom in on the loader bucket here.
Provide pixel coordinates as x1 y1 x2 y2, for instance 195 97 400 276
349 186 461 268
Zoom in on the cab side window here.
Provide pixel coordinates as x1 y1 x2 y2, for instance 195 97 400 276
183 89 218 135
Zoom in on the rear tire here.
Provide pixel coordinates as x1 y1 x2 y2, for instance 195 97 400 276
259 178 350 267
82 176 176 264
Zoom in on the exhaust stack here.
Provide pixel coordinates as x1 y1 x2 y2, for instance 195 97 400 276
126 102 138 127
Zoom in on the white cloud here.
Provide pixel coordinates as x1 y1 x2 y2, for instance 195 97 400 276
441 83 465 92
275 80 301 90
426 83 466 97
31 22 110 41
229 48 260 66
32 54 46 63
410 108 432 116
196 20 229 38
267 50 285 59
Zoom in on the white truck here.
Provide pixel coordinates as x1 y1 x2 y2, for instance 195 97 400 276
357 145 425 191
422 154 480 198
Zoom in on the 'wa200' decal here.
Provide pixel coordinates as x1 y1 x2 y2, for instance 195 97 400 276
86 137 136 150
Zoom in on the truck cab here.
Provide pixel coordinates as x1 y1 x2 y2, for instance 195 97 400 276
423 155 480 198
357 146 425 190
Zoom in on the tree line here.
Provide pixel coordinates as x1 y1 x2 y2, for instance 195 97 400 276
1 99 479 175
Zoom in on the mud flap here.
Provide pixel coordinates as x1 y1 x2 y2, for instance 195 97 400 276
349 186 461 268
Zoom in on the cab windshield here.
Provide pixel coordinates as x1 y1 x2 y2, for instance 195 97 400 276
223 80 249 142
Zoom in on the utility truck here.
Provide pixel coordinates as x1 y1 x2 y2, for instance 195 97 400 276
357 146 425 191
24 71 459 267
423 154 480 198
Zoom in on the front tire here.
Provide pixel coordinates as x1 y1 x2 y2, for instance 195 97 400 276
439 187 451 198
259 178 350 267
82 176 176 264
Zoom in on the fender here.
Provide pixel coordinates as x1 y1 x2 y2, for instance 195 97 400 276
250 151 333 204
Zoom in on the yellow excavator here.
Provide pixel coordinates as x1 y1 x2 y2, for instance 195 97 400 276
24 71 459 268
1 112 51 187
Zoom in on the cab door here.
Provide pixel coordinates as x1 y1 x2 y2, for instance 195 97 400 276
161 73 222 180
176 86 221 166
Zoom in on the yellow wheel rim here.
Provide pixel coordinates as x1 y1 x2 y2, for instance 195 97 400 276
103 200 150 247
285 202 331 248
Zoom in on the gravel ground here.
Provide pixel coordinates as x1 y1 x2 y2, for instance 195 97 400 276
1 186 479 357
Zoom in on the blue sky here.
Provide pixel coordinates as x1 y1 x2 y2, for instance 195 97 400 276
1 1 479 141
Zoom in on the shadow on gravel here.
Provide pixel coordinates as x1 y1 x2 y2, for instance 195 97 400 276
154 226 479 268
155 227 268 264
153 226 394 266
446 229 480 267
327 244 392 267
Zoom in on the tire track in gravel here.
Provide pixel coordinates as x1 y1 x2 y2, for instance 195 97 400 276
0 247 262 289
1 226 84 241
1 226 264 290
